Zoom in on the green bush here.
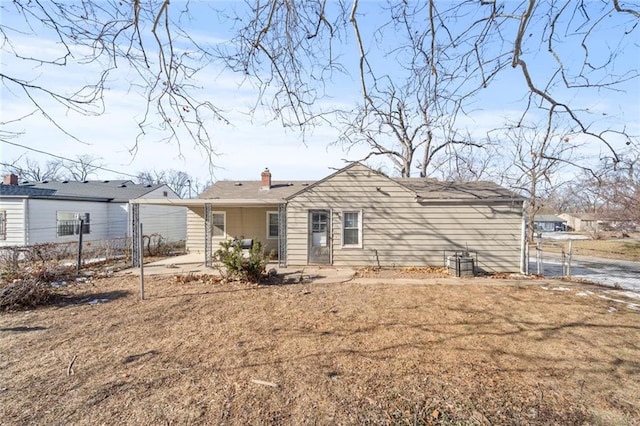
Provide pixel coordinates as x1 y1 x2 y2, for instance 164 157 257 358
214 239 267 282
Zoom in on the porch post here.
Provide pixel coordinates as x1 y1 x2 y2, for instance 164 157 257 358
131 203 140 267
278 203 287 267
204 203 212 267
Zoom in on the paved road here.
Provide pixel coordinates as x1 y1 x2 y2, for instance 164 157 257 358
529 252 640 292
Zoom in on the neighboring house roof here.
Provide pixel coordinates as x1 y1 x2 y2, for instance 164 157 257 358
0 185 57 197
533 214 566 223
201 162 524 203
16 180 167 202
200 180 314 201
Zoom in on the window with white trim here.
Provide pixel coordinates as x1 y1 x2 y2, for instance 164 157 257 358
0 210 6 240
342 211 362 247
56 212 90 237
211 212 226 237
267 211 279 239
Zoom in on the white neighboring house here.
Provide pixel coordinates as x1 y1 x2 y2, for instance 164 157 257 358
0 174 186 246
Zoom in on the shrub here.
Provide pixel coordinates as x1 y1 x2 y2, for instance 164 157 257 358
214 239 267 282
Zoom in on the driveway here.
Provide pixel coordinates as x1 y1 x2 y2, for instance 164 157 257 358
530 252 640 292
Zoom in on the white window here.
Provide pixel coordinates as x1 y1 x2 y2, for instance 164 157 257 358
342 210 362 247
267 211 279 239
212 212 226 237
0 210 5 240
57 212 90 237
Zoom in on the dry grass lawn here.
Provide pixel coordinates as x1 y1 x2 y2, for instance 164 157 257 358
542 234 640 262
1 274 639 425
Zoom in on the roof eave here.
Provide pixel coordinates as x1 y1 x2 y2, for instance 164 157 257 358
131 198 286 207
416 196 526 203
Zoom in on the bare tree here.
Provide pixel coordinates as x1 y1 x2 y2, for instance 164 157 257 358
598 153 640 222
1 1 225 166
224 1 638 173
2 1 638 175
1 156 63 182
136 169 203 198
567 149 640 225
62 155 104 181
429 143 500 183
491 121 581 242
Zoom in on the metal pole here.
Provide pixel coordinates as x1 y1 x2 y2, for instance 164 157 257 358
139 222 144 300
539 238 544 276
77 219 84 275
131 203 140 268
567 239 573 277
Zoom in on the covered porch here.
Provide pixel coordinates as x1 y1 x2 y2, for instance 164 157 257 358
130 199 287 268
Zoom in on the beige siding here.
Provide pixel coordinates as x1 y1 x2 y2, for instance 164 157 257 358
286 164 524 272
224 207 279 254
186 206 280 255
186 207 205 253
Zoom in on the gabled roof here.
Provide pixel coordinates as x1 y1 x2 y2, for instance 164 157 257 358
199 162 525 203
200 180 313 202
16 180 166 202
284 162 523 202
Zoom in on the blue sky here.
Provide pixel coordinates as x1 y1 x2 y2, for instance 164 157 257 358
1 1 638 185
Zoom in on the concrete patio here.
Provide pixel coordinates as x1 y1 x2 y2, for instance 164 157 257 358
119 253 357 284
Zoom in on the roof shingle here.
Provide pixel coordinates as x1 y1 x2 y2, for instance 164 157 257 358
14 180 165 202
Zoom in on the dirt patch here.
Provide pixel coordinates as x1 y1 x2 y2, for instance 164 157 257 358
1 275 639 424
356 266 451 279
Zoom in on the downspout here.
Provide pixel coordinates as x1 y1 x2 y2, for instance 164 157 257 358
520 201 528 275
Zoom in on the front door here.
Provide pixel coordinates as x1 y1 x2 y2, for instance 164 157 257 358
308 210 330 264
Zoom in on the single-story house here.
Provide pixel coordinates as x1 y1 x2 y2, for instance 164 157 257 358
533 214 567 232
132 163 526 273
559 212 638 232
558 213 599 232
0 174 186 246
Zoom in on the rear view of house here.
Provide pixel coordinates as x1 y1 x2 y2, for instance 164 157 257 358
138 163 525 273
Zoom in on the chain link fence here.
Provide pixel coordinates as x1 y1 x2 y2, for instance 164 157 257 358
528 239 640 292
1 235 186 278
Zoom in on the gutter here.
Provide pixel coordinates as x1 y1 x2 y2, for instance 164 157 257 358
0 194 112 202
415 196 527 204
130 198 288 207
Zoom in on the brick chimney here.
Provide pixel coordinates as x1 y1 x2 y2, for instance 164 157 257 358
3 174 18 186
261 168 272 190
